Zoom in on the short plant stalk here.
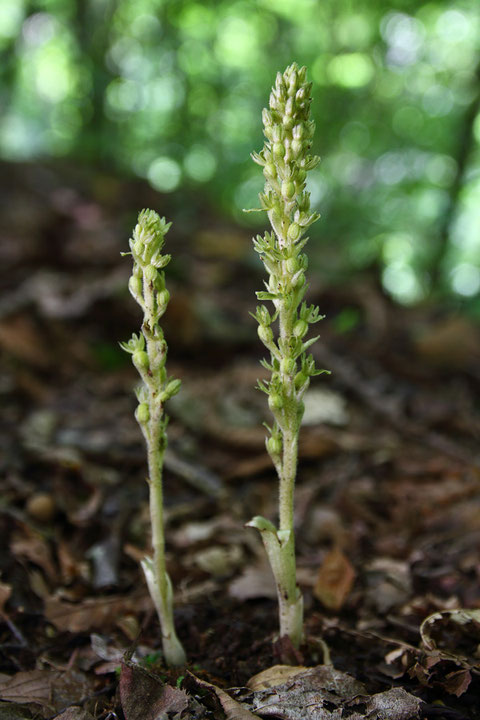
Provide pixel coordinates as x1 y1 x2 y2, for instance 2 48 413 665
247 63 329 648
121 210 186 667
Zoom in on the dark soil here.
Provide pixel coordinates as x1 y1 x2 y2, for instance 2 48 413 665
1 160 480 719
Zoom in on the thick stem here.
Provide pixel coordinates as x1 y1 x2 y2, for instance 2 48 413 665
248 517 303 648
274 290 304 646
144 406 186 666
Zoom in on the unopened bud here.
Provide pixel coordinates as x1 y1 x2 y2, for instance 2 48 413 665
293 320 308 338
133 350 149 369
135 403 150 424
133 241 144 256
285 257 298 274
258 325 273 344
267 435 282 455
285 97 294 116
280 357 295 375
264 163 277 178
129 276 143 296
144 265 158 282
158 289 170 308
295 372 308 390
268 393 283 411
165 378 181 398
281 181 295 199
273 142 285 158
291 139 302 156
287 223 301 241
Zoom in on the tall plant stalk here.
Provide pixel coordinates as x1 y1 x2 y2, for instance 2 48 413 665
121 209 186 667
247 63 329 648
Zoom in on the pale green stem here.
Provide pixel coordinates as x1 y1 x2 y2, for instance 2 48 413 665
142 408 186 666
263 282 304 648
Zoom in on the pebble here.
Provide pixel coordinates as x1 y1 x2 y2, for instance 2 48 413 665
26 492 56 523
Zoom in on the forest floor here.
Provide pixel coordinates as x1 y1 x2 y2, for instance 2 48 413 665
1 161 480 719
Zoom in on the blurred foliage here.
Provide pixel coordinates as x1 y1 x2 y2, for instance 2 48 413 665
1 0 480 305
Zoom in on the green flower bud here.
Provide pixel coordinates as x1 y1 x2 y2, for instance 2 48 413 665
285 97 294 116
273 143 285 158
264 163 277 178
135 403 150 424
294 371 309 390
158 289 170 308
129 276 143 296
133 240 144 256
165 378 181 398
267 435 282 455
268 393 283 411
287 223 301 241
280 357 295 375
285 257 299 274
297 169 307 184
291 139 303 156
292 124 304 140
281 181 295 199
293 320 308 338
133 350 150 369
258 325 274 344
144 265 158 282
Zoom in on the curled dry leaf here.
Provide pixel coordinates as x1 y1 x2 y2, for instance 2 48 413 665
420 608 480 659
188 672 260 720
247 665 309 691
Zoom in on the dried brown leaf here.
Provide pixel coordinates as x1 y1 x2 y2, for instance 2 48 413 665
52 708 95 720
10 530 57 582
189 673 260 720
247 665 309 691
120 662 189 720
44 594 150 633
314 547 355 611
0 582 12 612
0 670 53 708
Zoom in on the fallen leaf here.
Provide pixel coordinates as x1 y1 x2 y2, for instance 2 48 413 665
10 530 57 582
189 673 260 720
420 608 480 658
314 547 355 611
229 562 276 601
0 670 53 708
120 662 189 720
53 709 95 720
346 687 422 719
246 665 366 719
0 315 51 367
0 582 12 612
443 668 472 697
247 665 309 691
45 594 150 633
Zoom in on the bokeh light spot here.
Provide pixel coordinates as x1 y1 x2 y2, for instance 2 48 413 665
327 53 374 88
148 157 182 192
184 145 217 182
451 263 480 296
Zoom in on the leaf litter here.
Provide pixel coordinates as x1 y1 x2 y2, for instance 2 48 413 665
1 163 480 718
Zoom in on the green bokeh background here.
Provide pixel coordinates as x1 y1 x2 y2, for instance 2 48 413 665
1 0 480 307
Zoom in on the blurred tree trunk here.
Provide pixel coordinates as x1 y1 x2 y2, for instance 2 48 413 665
73 0 117 167
430 55 480 293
